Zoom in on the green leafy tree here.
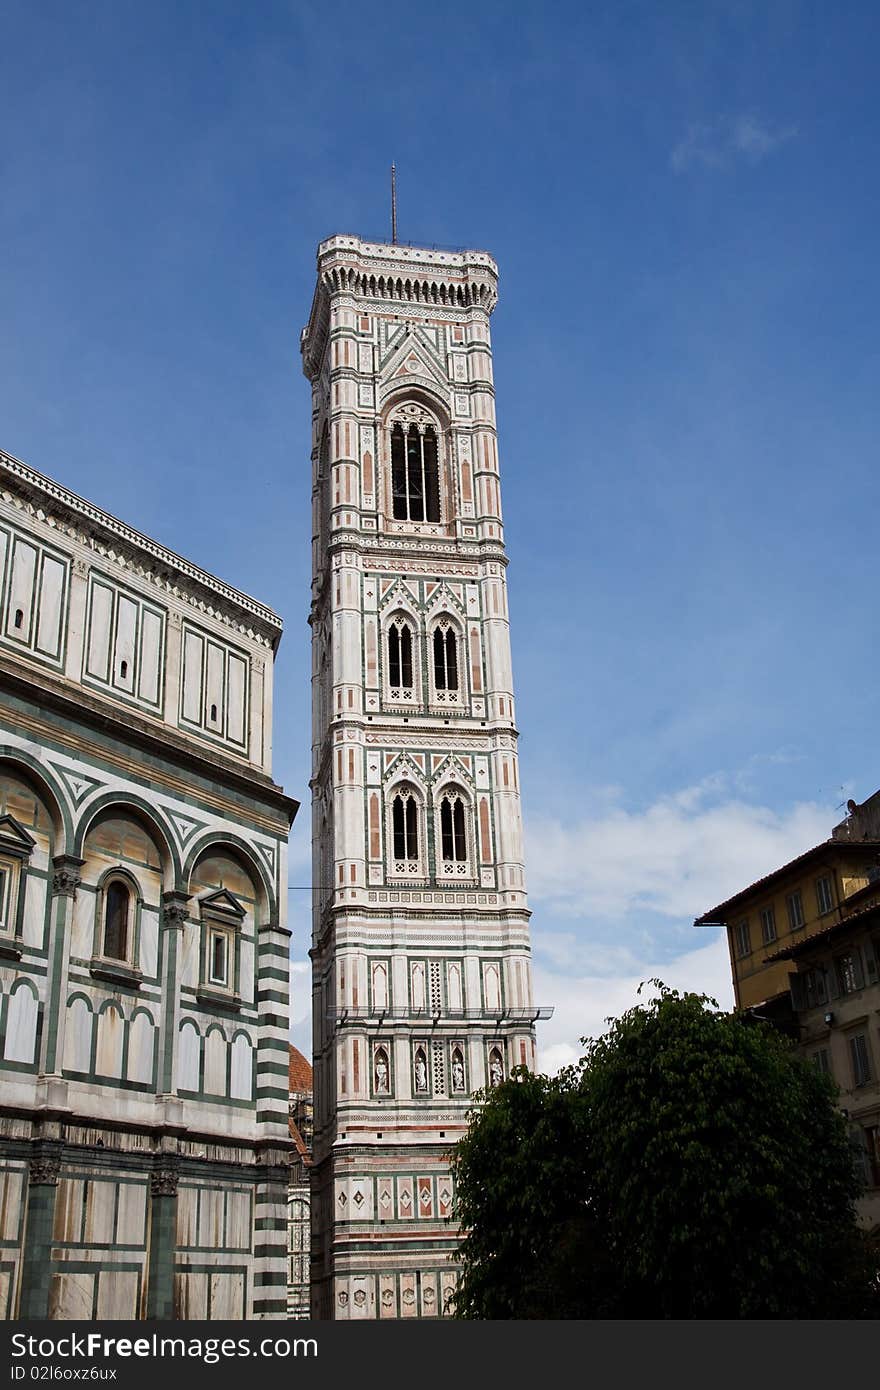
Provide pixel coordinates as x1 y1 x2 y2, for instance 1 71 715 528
450 987 875 1318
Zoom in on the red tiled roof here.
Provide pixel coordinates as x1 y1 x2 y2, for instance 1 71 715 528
693 839 880 925
289 1044 313 1092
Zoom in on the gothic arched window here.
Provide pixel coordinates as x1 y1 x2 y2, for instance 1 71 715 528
433 623 458 693
439 793 468 866
391 422 440 523
388 619 413 689
103 880 130 961
392 789 419 861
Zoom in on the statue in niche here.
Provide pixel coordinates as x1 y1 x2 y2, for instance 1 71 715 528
374 1049 389 1093
414 1050 428 1092
452 1051 465 1092
489 1050 503 1087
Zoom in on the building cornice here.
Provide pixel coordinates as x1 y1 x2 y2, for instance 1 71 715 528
301 233 499 380
0 656 298 827
0 447 284 650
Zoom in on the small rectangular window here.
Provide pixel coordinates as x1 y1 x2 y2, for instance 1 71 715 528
0 867 7 927
849 1032 872 1087
209 931 228 986
786 892 804 931
812 1048 831 1076
760 907 777 945
734 920 751 958
816 876 834 915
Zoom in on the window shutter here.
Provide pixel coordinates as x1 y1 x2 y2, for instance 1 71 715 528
789 973 806 1010
853 949 865 990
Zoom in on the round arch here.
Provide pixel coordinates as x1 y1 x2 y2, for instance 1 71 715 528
0 748 71 849
74 792 180 889
182 831 276 921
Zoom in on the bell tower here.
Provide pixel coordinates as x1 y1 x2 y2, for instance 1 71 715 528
301 235 548 1319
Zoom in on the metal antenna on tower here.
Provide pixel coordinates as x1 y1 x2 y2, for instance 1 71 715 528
391 162 398 245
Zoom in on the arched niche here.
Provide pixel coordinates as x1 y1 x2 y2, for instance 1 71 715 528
184 842 265 1005
0 760 63 952
77 806 168 973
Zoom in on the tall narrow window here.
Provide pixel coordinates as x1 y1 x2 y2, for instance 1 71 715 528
849 1032 872 1086
103 881 130 961
209 930 228 986
816 876 834 915
440 794 467 864
734 919 750 958
786 891 805 931
392 789 418 860
388 620 413 689
390 422 440 522
433 625 458 692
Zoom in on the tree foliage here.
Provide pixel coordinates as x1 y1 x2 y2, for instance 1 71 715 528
450 987 876 1318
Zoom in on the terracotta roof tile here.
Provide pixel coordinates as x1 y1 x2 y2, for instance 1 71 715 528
289 1044 313 1092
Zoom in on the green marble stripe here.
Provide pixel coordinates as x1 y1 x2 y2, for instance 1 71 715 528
256 988 290 1005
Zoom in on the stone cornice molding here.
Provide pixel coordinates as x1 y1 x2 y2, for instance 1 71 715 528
0 449 283 650
302 234 498 380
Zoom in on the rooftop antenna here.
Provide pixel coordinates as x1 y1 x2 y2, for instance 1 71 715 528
391 162 398 245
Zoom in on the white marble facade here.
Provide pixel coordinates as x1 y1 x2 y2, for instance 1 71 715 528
0 448 295 1319
302 236 546 1318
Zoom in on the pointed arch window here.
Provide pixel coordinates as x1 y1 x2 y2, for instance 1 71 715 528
391 422 440 523
433 623 458 693
387 782 424 881
388 619 413 689
440 794 467 863
392 789 419 860
437 788 472 879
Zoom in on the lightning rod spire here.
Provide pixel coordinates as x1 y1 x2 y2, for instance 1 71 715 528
391 162 398 245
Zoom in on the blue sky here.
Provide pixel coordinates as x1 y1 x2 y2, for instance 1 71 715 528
2 1 879 1065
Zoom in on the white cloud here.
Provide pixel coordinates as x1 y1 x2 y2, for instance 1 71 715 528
526 779 835 1072
534 933 734 1073
525 779 831 923
671 113 797 173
